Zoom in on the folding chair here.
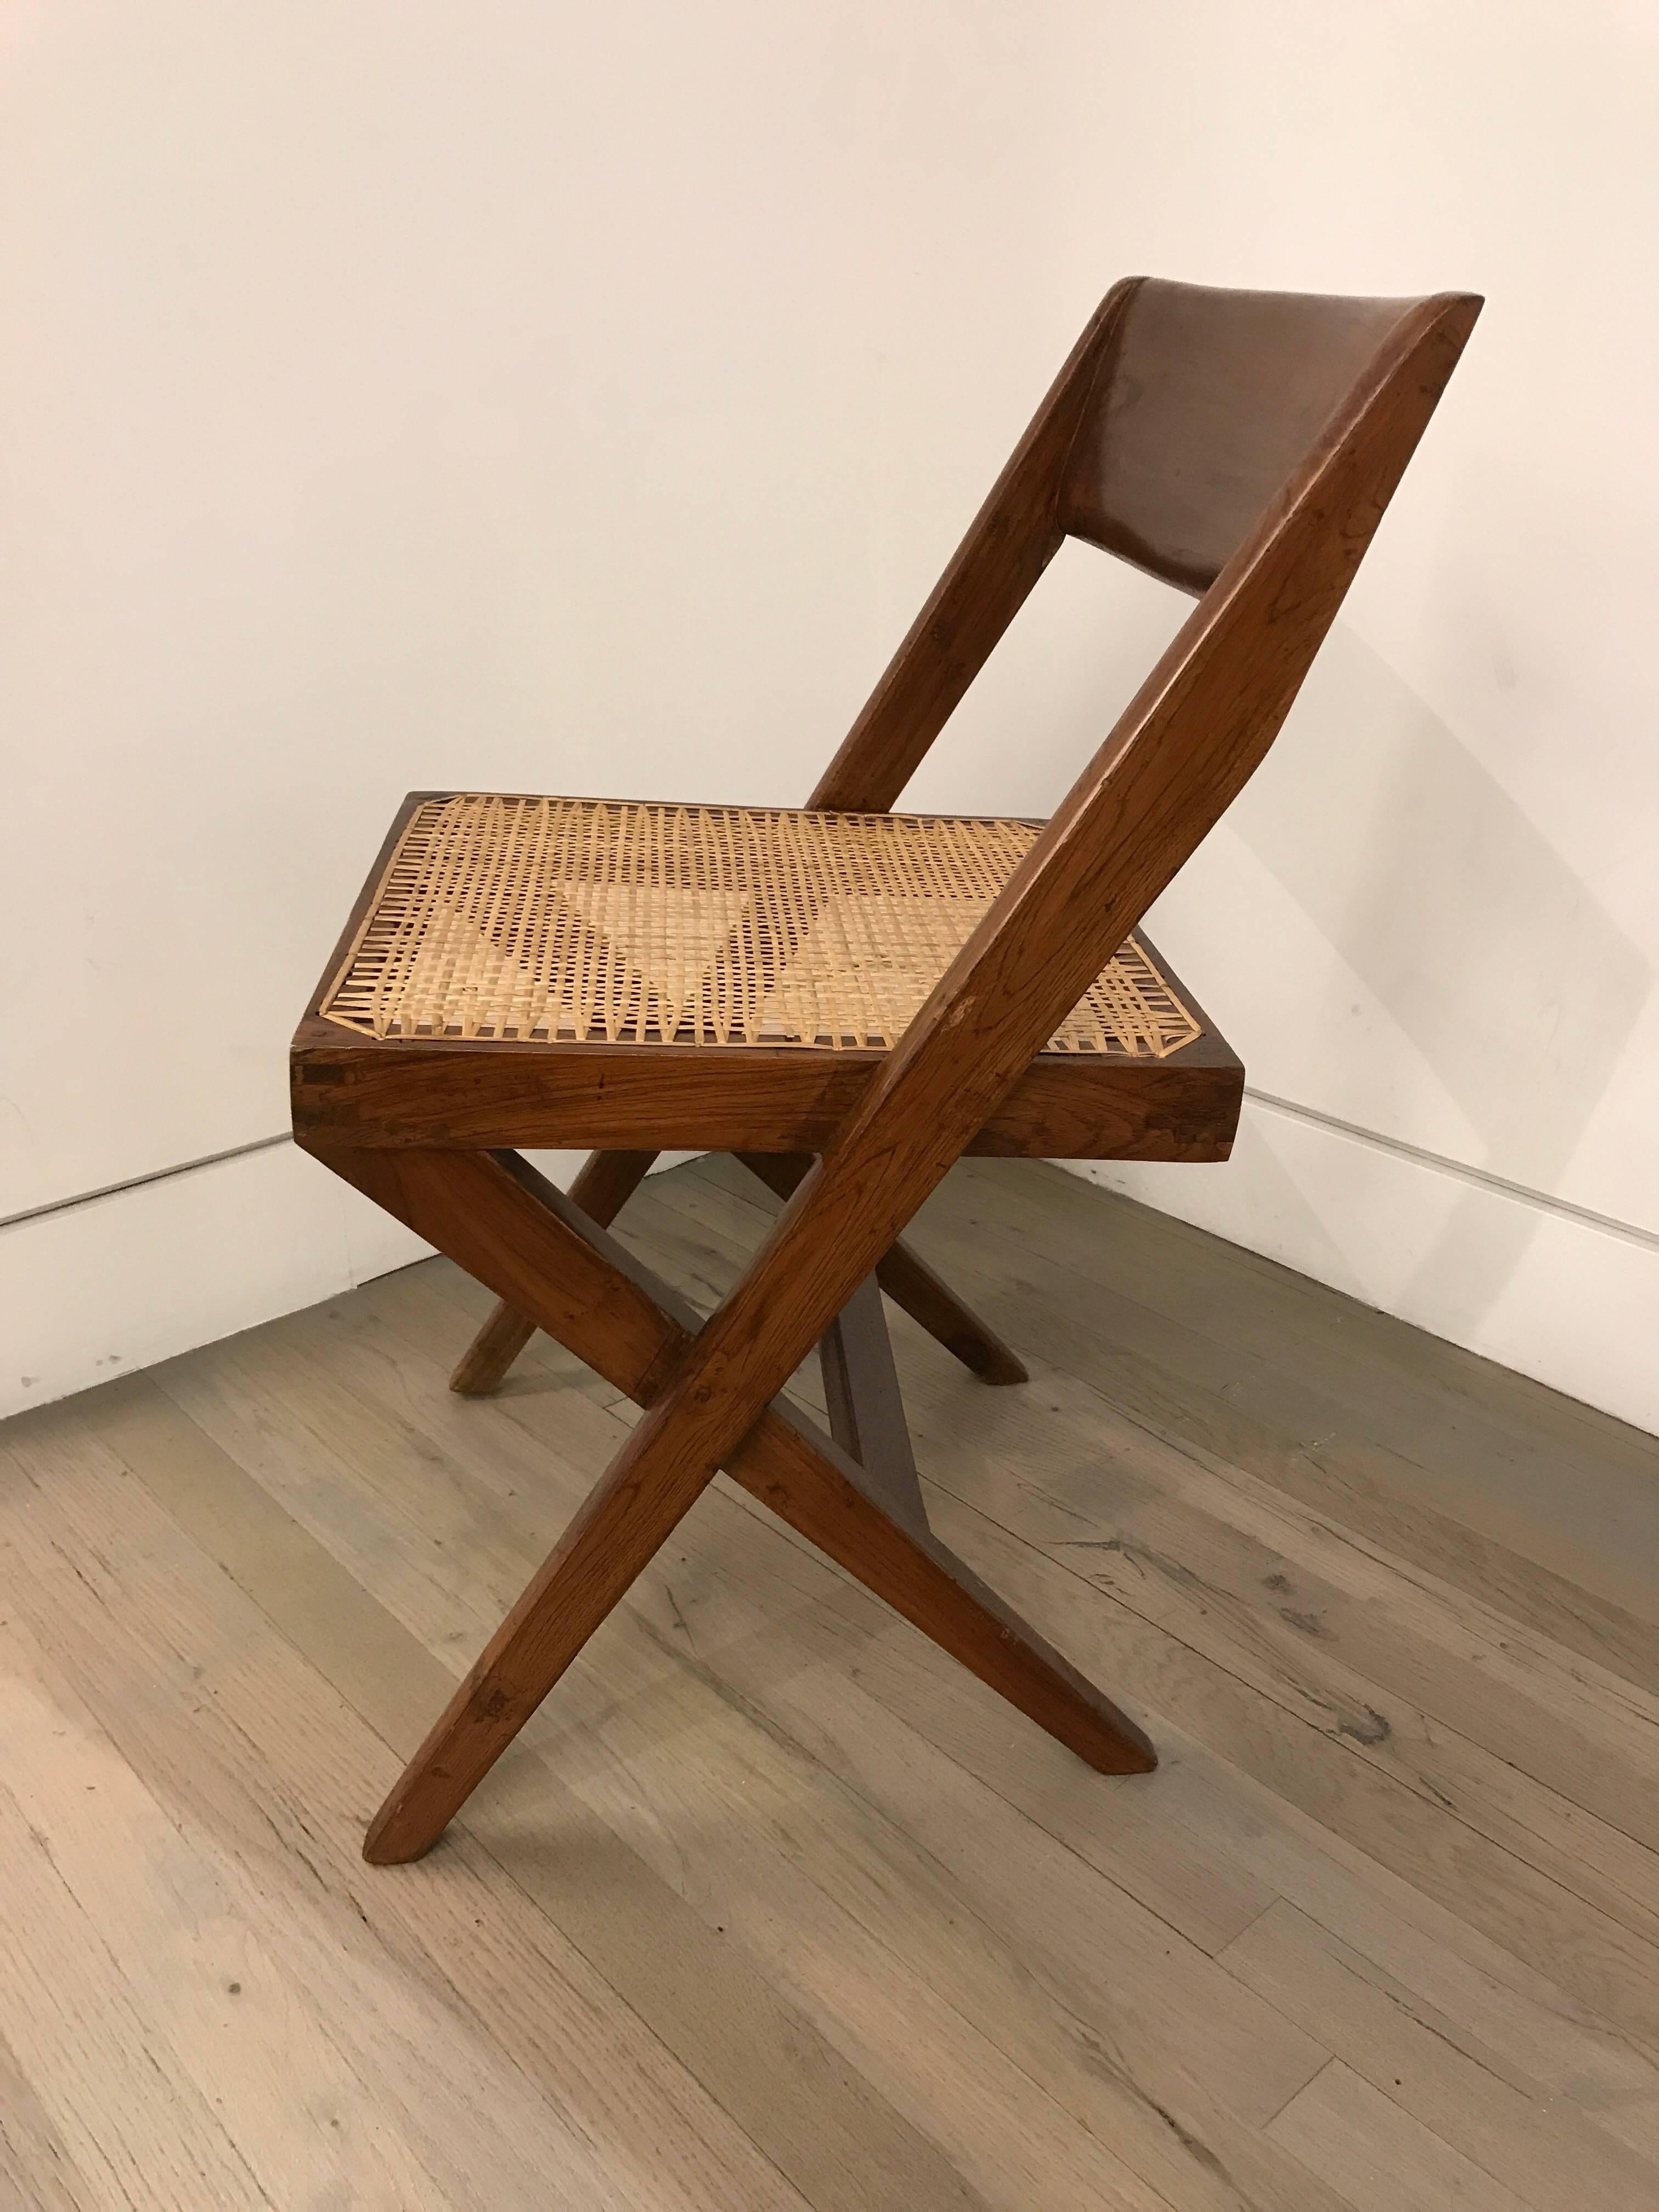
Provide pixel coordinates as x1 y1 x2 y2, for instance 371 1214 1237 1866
292 277 1480 1864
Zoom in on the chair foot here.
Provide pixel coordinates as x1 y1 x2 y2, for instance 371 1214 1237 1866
745 1400 1157 1779
361 1381 730 1862
363 1808 443 1866
363 1379 1153 1865
449 1301 535 1396
872 1238 1029 1386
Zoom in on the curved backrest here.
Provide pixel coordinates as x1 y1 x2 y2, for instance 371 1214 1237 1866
811 276 1481 816
1059 280 1427 594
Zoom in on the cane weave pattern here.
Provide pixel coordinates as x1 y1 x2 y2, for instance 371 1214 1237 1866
320 794 1201 1058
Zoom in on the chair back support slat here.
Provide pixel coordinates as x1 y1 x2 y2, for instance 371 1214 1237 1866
816 278 1479 825
1059 280 1419 593
810 280 1141 814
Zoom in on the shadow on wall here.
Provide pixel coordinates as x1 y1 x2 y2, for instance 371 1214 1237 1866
905 540 1650 1336
1221 622 1650 1332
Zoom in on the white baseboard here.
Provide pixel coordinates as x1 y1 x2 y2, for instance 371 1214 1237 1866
9 1111 1654 1443
0 1142 696 1421
1 1139 428 1420
1068 1094 1659 1440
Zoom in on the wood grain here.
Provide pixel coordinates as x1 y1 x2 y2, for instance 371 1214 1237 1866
3 1391 969 2212
290 1005 1243 1160
451 1146 659 1397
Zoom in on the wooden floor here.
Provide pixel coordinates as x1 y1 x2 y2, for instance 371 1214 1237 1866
3 1158 1659 2210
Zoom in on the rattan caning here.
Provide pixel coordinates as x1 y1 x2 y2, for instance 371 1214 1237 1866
319 794 1202 1058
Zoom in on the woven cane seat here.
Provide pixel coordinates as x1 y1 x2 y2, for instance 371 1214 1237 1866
319 792 1201 1059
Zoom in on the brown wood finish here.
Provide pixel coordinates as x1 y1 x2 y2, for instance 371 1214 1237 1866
454 1144 1025 1404
299 1141 1156 1858
737 1150 1028 1386
862 1234 1029 1387
1059 283 1421 593
290 1002 1242 1158
449 1147 658 1396
447 1301 538 1400
292 276 1481 1862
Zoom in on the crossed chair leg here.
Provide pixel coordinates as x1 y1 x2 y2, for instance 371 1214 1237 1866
449 1148 1030 1399
303 1139 1156 1865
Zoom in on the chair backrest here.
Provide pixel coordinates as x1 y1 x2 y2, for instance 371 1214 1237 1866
811 276 1480 816
781 273 1479 1242
1059 280 1431 594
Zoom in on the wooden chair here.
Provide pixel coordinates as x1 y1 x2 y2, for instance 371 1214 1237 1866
292 276 1480 1864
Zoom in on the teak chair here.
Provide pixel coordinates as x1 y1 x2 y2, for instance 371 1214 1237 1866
292 276 1480 1864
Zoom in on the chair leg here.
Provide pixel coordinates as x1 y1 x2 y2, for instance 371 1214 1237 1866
737 1154 1028 1385
368 1373 1153 1864
872 1237 1028 1385
817 1274 929 1536
305 1142 1155 1864
448 1300 537 1396
364 1384 721 1863
453 1148 1027 1397
448 1148 658 1395
749 1398 1155 1785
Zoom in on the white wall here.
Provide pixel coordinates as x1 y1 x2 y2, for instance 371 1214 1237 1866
4 4 1656 1432
2 1 902 1406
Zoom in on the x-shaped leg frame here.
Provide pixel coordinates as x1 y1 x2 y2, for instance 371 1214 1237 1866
305 1140 1155 1864
449 1149 1030 1399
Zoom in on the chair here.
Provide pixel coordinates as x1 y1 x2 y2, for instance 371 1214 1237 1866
291 276 1481 1864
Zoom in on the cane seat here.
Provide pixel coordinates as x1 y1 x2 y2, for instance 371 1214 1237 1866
295 788 1241 1159
319 791 1203 1058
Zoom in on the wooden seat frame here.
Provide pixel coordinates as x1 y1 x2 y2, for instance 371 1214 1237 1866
292 276 1480 1863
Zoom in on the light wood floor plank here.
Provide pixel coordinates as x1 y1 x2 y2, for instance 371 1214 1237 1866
640 1169 1659 2042
5 1153 1657 2212
0 1411 844 2212
935 1162 1659 1656
1220 1899 1658 2208
0 1613 468 2210
655 1168 1659 1822
0 1746 272 2209
193 1242 1659 2209
156 1310 1338 2210
1267 2061 1533 2211
62 1379 982 2212
0 2018 94 2212
951 1156 1659 1549
923 1476 1659 2056
893 1362 1659 1939
703 1150 1659 1681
